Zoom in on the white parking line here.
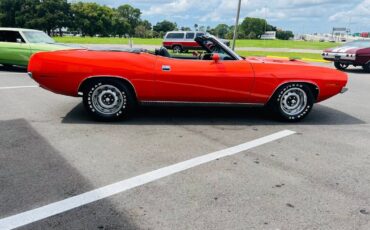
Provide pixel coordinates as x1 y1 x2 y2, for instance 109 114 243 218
0 86 38 90
0 130 295 230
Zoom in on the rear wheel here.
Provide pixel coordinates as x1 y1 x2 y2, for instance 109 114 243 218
172 45 183 53
82 79 135 121
334 62 349 70
269 83 314 121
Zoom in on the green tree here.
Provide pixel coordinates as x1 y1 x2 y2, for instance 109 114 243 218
213 24 230 38
135 25 147 38
0 0 71 35
276 30 294 40
240 17 268 39
70 2 114 37
112 10 130 37
153 20 177 35
134 20 152 38
117 4 141 37
34 0 71 35
140 20 152 30
13 0 39 29
0 0 23 27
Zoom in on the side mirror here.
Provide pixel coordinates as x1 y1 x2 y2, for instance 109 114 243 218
16 38 22 43
212 53 220 63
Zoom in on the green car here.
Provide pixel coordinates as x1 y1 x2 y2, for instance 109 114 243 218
0 28 75 67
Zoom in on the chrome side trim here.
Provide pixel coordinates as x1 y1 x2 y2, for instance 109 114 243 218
77 75 137 97
140 100 264 107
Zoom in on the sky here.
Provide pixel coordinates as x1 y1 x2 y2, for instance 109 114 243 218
76 0 370 34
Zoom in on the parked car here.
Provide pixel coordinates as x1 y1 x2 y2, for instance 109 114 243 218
163 31 230 53
322 40 370 72
28 35 348 122
0 27 75 67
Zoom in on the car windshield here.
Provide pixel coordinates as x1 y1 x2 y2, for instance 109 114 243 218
22 31 55 44
207 36 242 60
343 41 370 48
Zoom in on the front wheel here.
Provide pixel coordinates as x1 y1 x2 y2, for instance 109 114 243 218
334 62 349 70
269 83 314 121
83 79 135 121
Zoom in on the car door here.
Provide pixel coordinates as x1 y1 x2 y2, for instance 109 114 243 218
154 56 255 103
0 31 31 66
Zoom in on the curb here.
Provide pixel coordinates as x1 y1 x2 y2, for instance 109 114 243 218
301 58 330 63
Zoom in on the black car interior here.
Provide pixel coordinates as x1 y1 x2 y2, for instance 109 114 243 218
154 36 237 61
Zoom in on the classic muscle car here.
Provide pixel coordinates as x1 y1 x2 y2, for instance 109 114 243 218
322 40 370 72
0 28 74 67
28 35 348 122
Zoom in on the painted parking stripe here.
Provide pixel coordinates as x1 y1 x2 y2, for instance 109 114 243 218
0 130 295 230
0 86 38 90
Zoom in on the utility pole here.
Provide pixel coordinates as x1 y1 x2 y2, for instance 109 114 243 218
232 0 242 50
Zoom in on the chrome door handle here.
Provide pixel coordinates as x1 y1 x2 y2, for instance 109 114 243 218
162 65 171 71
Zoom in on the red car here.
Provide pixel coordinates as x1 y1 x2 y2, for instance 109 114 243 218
28 35 348 122
323 40 370 72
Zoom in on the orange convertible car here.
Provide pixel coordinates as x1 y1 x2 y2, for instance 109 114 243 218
28 35 348 122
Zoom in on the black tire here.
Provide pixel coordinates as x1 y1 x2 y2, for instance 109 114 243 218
172 45 183 53
363 63 370 73
82 79 135 121
334 62 349 70
269 83 314 121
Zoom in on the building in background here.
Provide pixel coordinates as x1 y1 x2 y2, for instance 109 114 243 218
260 31 276 40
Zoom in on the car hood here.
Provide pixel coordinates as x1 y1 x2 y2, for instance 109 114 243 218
324 46 360 54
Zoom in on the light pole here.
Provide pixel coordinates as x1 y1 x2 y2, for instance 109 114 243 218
232 0 242 50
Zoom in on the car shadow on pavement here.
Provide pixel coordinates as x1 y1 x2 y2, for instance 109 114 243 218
62 103 365 126
0 119 138 230
0 65 27 73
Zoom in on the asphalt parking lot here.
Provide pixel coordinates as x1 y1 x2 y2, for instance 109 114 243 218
0 63 370 230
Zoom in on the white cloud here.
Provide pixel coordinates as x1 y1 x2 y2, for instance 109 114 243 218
329 0 370 23
143 0 199 15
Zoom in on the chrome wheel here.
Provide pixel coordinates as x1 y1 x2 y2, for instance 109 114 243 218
280 88 307 116
91 84 125 115
173 46 182 53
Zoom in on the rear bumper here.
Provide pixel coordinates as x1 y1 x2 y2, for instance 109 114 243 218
322 52 356 61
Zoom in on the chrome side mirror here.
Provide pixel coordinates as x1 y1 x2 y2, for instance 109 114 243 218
16 38 23 43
